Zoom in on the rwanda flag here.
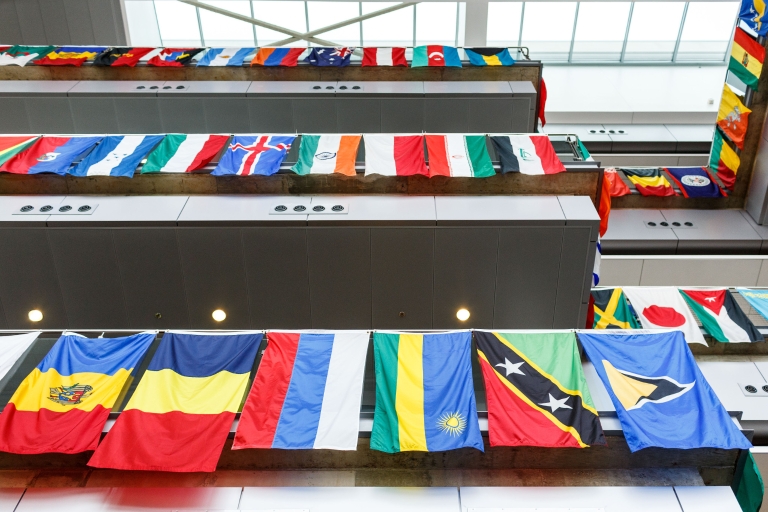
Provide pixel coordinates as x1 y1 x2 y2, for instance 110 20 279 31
591 288 640 329
475 331 605 448
370 331 483 453
465 47 515 66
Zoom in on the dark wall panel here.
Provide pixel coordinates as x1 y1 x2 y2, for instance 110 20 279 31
0 0 23 43
0 99 30 133
380 99 424 132
425 99 468 133
70 97 119 133
205 99 251 133
293 99 337 133
248 99 294 133
115 98 163 134
336 99 381 133
38 0 71 45
14 0 47 45
64 0 95 44
553 227 593 328
88 0 124 45
25 98 74 133
159 98 207 133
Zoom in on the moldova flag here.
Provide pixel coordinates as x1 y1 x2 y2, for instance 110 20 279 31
620 168 677 196
465 47 515 66
0 136 102 175
0 136 38 166
710 129 740 189
88 332 262 472
411 45 462 67
251 47 305 66
729 27 764 91
35 46 106 66
370 331 483 453
0 332 155 454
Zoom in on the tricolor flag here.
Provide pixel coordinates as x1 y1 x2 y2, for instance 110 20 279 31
70 135 164 178
251 47 305 66
490 134 566 175
0 45 56 66
664 167 725 198
0 136 102 175
142 134 229 174
305 47 354 67
0 136 38 166
425 134 495 177
591 288 640 329
474 331 605 448
89 331 263 472
370 331 483 453
622 287 706 345
717 84 751 149
35 46 106 66
411 45 462 67
197 47 255 67
93 47 155 67
363 134 427 176
0 332 154 454
147 48 203 67
729 27 764 91
233 331 369 450
361 47 407 66
679 288 762 343
465 48 515 66
605 168 632 197
212 135 296 176
291 134 361 176
710 129 740 189
740 0 768 36
620 168 677 196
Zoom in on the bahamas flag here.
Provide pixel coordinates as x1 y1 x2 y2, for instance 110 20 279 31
465 47 515 66
88 331 262 472
0 332 155 454
370 331 483 453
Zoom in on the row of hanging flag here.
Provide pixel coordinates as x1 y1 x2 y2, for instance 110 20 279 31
0 45 517 68
601 167 729 198
0 133 566 178
0 328 750 472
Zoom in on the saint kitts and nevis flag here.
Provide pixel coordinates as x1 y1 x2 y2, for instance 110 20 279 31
70 135 164 177
89 331 263 472
0 46 56 66
622 287 706 345
142 134 229 174
34 46 106 66
490 134 566 175
0 136 38 166
197 48 255 67
362 47 407 66
465 48 515 66
363 134 427 176
474 331 605 448
717 84 751 150
251 48 305 66
590 288 641 330
411 45 462 67
0 136 102 175
425 134 495 177
679 288 763 343
213 135 296 176
729 27 764 91
0 332 155 454
710 129 741 190
93 47 155 67
619 168 677 196
148 48 203 67
291 134 361 176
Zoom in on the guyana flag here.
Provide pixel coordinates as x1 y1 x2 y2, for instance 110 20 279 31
717 84 751 150
592 288 640 329
729 27 764 91
679 289 763 343
0 136 38 166
474 331 606 448
620 168 677 196
710 129 740 190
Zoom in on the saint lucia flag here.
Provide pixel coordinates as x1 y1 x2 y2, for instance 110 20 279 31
197 48 255 67
70 135 164 178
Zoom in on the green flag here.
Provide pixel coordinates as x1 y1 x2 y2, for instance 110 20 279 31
591 288 640 329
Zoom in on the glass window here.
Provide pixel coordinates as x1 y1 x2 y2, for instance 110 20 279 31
125 1 162 47
251 1 307 46
677 2 739 61
624 2 686 61
487 2 523 47
199 1 256 46
415 2 458 46
571 2 631 61
307 1 361 47
520 2 578 61
362 2 414 47
154 0 202 46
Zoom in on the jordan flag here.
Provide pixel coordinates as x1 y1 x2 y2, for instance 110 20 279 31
679 289 762 343
622 287 706 345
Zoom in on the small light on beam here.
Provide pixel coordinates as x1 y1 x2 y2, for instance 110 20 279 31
456 308 470 322
212 309 227 322
28 310 43 322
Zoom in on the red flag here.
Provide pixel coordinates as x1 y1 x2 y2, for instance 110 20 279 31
605 168 631 197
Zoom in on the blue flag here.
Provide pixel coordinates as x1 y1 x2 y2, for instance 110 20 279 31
211 135 296 176
305 47 354 67
740 0 768 36
577 331 751 452
664 167 725 198
70 135 164 178
737 288 768 323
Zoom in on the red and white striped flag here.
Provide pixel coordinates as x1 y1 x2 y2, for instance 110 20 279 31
362 47 407 67
364 134 427 176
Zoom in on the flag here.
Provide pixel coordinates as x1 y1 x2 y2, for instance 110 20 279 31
251 47 305 66
538 78 548 126
147 48 203 67
212 135 295 176
710 129 740 189
465 47 515 66
425 134 495 177
233 331 369 450
737 288 768 323
591 288 641 329
592 236 602 287
664 167 725 198
729 27 764 91
622 287 706 345
620 168 677 196
361 47 407 66
291 134 361 176
0 333 40 382
305 47 354 67
363 134 427 176
0 46 9 53
70 135 164 178
0 45 56 66
0 136 38 166
0 332 155 454
679 289 762 343
93 47 154 67
0 136 102 175
370 331 483 453
490 135 566 175
142 134 229 174
577 330 752 452
197 47 255 67
474 331 605 448
717 85 751 149
34 46 106 66
604 168 631 197
411 45 462 67
733 452 765 512
740 0 768 36
88 332 263 472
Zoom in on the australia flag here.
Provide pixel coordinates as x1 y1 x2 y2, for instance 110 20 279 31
305 47 354 67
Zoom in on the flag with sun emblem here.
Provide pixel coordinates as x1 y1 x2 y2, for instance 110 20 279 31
370 331 483 453
475 331 606 448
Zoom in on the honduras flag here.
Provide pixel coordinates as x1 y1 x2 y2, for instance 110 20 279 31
197 47 255 67
70 135 164 177
305 47 354 67
212 135 296 176
577 330 751 452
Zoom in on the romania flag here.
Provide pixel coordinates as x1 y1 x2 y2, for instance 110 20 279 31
88 331 262 472
465 47 515 66
0 332 155 454
729 28 764 91
717 84 751 149
620 168 677 196
370 331 483 453
710 129 740 190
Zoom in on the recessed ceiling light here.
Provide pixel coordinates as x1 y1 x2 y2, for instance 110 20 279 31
28 310 43 322
456 308 470 322
212 309 226 322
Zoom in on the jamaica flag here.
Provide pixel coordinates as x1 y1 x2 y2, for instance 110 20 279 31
474 331 606 448
592 288 640 329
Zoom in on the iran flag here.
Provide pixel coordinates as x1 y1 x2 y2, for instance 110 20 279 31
679 288 762 343
363 134 427 176
361 48 407 66
622 287 706 345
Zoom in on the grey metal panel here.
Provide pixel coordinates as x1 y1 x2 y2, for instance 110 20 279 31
665 124 714 153
674 486 742 512
601 209 678 255
159 81 250 96
558 195 600 241
178 196 308 226
115 97 163 134
697 362 768 420
242 227 312 329
425 98 468 132
0 98 30 133
307 196 435 226
380 98 425 132
46 229 130 328
176 228 251 329
0 229 68 329
67 81 164 96
112 229 190 329
307 228 371 329
159 98 207 133
16 488 111 512
39 0 71 45
48 196 188 227
336 98 381 132
508 81 537 94
63 0 95 44
494 227 562 328
467 98 525 133
248 98 294 132
293 98 337 133
0 0 23 43
14 0 47 45
0 295 6 329
424 81 513 96
104 487 243 511
0 81 78 96
0 196 63 226
204 98 251 133
553 227 593 327
662 209 763 254
371 228 434 329
543 124 612 153
336 81 424 97
435 196 565 226
70 97 119 133
605 124 677 153
26 97 75 133
87 0 120 45
433 227 497 329
246 81 337 97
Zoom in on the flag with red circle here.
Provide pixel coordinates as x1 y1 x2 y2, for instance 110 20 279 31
622 287 706 345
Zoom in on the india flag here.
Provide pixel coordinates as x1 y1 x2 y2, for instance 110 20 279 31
142 134 229 174
291 134 361 176
363 134 427 176
425 134 495 177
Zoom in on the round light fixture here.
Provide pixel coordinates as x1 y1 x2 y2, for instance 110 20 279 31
212 309 227 322
456 308 470 322
28 310 43 322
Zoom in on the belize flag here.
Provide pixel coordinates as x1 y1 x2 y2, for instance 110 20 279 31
70 135 164 177
411 45 461 67
197 47 255 67
212 135 296 176
233 331 369 450
0 136 101 175
251 47 305 66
